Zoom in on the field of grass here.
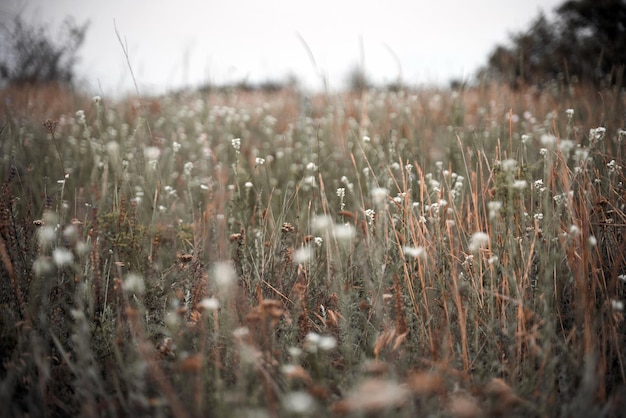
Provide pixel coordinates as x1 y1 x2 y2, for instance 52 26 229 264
0 80 625 417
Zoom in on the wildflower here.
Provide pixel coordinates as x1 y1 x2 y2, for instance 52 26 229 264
565 108 574 118
318 335 337 351
488 201 502 219
611 300 624 311
92 95 102 105
334 223 356 242
38 226 56 246
144 146 161 161
363 135 371 142
283 391 315 414
501 159 517 172
569 225 580 236
314 236 323 247
311 215 333 233
212 262 237 293
371 187 388 207
540 134 556 148
406 163 413 173
255 157 265 166
198 297 220 311
75 110 86 124
521 134 530 144
534 213 544 220
588 236 597 246
336 187 345 198
123 273 145 295
403 246 426 260
365 209 375 225
244 181 253 189
183 161 193 176
306 162 318 171
539 148 548 156
512 180 527 190
231 137 241 153
590 127 606 142
468 231 490 253
294 246 313 263
33 256 53 276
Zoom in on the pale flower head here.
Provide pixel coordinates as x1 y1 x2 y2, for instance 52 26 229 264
468 231 490 253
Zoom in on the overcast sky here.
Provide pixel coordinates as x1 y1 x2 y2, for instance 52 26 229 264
6 0 563 96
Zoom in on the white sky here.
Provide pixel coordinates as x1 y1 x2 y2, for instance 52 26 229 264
6 0 562 97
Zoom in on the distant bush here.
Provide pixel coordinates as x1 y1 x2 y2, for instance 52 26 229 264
0 15 88 87
480 0 626 89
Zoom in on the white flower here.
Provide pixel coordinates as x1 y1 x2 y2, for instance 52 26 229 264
336 188 345 198
92 95 101 104
198 297 220 311
588 236 597 246
468 231 490 253
540 134 556 148
183 161 193 176
231 137 241 153
38 226 56 247
318 335 337 351
52 248 74 267
501 159 517 172
172 141 181 152
244 181 253 189
364 209 375 225
333 223 355 242
611 300 624 311
255 157 265 166
311 215 333 233
123 273 145 295
512 180 527 190
565 108 574 118
403 246 426 260
283 391 315 414
144 146 161 161
362 135 371 142
293 246 313 263
314 236 323 247
212 262 237 293
371 187 388 207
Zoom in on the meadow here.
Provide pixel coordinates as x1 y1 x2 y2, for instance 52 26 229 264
0 80 624 417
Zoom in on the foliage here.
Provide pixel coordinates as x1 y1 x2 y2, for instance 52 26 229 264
0 81 625 417
0 15 88 87
480 0 626 89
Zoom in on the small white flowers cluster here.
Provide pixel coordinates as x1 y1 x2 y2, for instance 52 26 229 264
488 201 502 219
364 209 375 225
371 187 388 207
183 161 193 177
607 159 621 173
337 188 346 210
231 137 241 154
340 175 354 192
589 127 606 143
534 179 546 193
255 157 265 166
304 332 337 353
403 246 426 260
123 273 145 295
468 231 490 253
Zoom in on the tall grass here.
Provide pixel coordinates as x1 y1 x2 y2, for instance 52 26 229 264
0 81 624 417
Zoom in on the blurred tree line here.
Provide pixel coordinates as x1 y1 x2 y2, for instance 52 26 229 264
479 0 625 89
0 13 88 88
